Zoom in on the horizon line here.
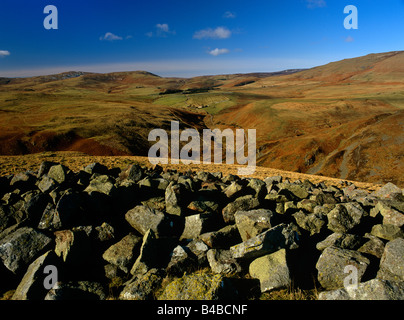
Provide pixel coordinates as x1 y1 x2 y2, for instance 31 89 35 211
0 68 310 80
1 50 401 79
0 56 330 79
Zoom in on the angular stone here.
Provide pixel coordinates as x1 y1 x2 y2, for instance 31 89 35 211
327 203 366 233
199 225 242 249
223 181 245 199
47 164 69 184
158 273 238 300
104 263 122 280
186 239 209 267
187 200 219 214
83 162 109 175
318 287 351 300
377 238 404 281
23 193 50 225
284 201 298 215
37 161 58 178
38 203 61 231
319 279 404 300
277 183 309 200
196 171 215 182
265 193 289 203
199 181 221 193
246 178 266 199
119 268 164 300
207 249 241 275
234 209 274 242
0 227 52 273
180 213 216 240
119 164 144 182
316 233 363 251
249 249 291 293
316 246 370 290
102 233 142 273
372 202 404 227
165 182 188 216
313 192 338 205
222 195 260 224
138 176 168 191
94 222 115 243
12 250 61 300
179 176 196 191
388 200 404 215
0 205 12 233
357 234 385 258
211 171 223 180
130 229 159 275
54 229 92 267
155 178 171 191
166 245 196 276
342 184 369 200
141 196 165 212
264 176 282 186
371 224 404 241
84 174 116 195
125 205 169 236
37 176 58 193
314 204 336 216
10 172 36 190
297 199 318 213
372 182 403 200
293 210 327 236
230 223 299 261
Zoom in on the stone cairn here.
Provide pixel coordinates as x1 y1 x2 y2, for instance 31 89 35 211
0 161 403 300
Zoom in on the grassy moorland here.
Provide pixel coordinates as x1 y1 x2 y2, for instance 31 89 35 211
0 151 382 192
0 51 403 186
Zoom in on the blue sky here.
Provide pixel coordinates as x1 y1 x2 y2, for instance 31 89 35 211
0 0 404 77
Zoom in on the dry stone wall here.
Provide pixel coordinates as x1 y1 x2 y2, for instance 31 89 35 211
0 161 403 300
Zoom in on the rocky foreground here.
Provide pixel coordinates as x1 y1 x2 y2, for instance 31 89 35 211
0 161 403 300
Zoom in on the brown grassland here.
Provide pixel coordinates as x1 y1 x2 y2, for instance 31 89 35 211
0 51 403 187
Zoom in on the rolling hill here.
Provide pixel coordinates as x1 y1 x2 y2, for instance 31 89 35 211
0 51 403 186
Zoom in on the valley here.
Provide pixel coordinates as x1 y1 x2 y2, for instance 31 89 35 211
0 51 403 186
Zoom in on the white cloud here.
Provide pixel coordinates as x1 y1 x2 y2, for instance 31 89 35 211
156 23 169 32
147 23 175 37
99 32 123 41
306 0 326 8
223 11 236 19
208 48 230 56
0 50 10 57
345 36 354 42
193 27 231 39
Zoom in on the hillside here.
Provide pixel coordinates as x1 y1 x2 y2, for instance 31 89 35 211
286 51 404 82
0 51 403 186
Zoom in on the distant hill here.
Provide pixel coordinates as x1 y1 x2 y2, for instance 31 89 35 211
287 51 404 82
